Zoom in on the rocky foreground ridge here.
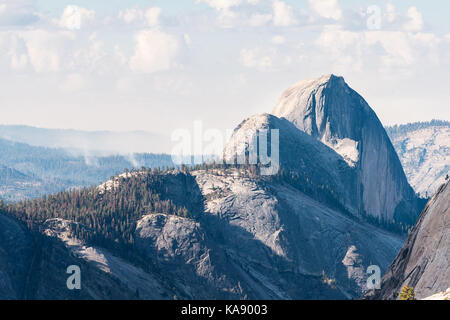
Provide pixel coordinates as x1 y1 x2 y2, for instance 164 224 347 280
366 180 449 300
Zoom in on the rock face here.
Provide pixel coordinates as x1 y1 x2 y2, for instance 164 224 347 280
193 169 404 299
386 120 450 198
0 213 33 299
422 288 450 300
366 181 450 300
223 114 358 215
272 74 420 225
132 169 405 299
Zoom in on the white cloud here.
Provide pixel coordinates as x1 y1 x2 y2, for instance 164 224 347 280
365 31 414 67
116 77 134 92
239 48 272 70
0 32 28 70
11 52 28 70
403 6 424 32
197 0 242 11
385 1 396 23
445 34 450 43
316 24 443 74
113 45 127 66
184 34 192 46
271 35 286 45
129 30 179 73
144 7 162 27
196 0 258 28
316 26 361 70
197 0 258 10
119 7 162 27
0 4 6 15
70 32 110 74
273 0 297 27
59 73 85 92
59 5 95 30
216 8 238 28
248 13 272 27
308 0 342 21
118 8 141 24
19 29 74 73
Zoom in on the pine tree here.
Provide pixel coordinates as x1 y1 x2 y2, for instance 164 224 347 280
399 286 416 300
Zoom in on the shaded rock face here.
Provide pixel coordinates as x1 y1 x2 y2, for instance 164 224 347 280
135 214 247 299
33 218 173 300
195 170 404 299
366 181 450 300
0 213 33 299
272 74 420 225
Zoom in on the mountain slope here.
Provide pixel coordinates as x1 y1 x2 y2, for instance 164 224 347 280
366 180 450 300
0 165 44 202
272 74 421 226
386 120 449 198
193 169 404 298
3 168 404 299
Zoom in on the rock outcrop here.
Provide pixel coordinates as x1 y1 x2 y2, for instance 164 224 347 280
366 181 450 300
422 288 450 300
193 169 404 299
223 114 358 215
272 74 421 225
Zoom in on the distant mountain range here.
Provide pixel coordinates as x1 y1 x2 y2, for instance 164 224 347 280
0 74 433 300
386 120 449 198
0 138 174 202
1 117 447 202
0 125 171 155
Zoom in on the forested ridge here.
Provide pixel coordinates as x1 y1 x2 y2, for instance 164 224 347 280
1 168 193 261
385 119 449 138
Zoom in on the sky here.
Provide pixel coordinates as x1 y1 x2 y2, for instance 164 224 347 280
0 0 449 138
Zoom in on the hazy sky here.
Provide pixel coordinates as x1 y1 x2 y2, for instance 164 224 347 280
1 0 449 136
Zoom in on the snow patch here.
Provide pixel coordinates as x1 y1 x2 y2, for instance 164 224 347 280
322 137 359 167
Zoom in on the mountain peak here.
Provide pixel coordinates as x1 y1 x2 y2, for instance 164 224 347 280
282 74 345 96
271 75 422 225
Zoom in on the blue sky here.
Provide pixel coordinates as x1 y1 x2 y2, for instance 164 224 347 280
0 0 449 140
